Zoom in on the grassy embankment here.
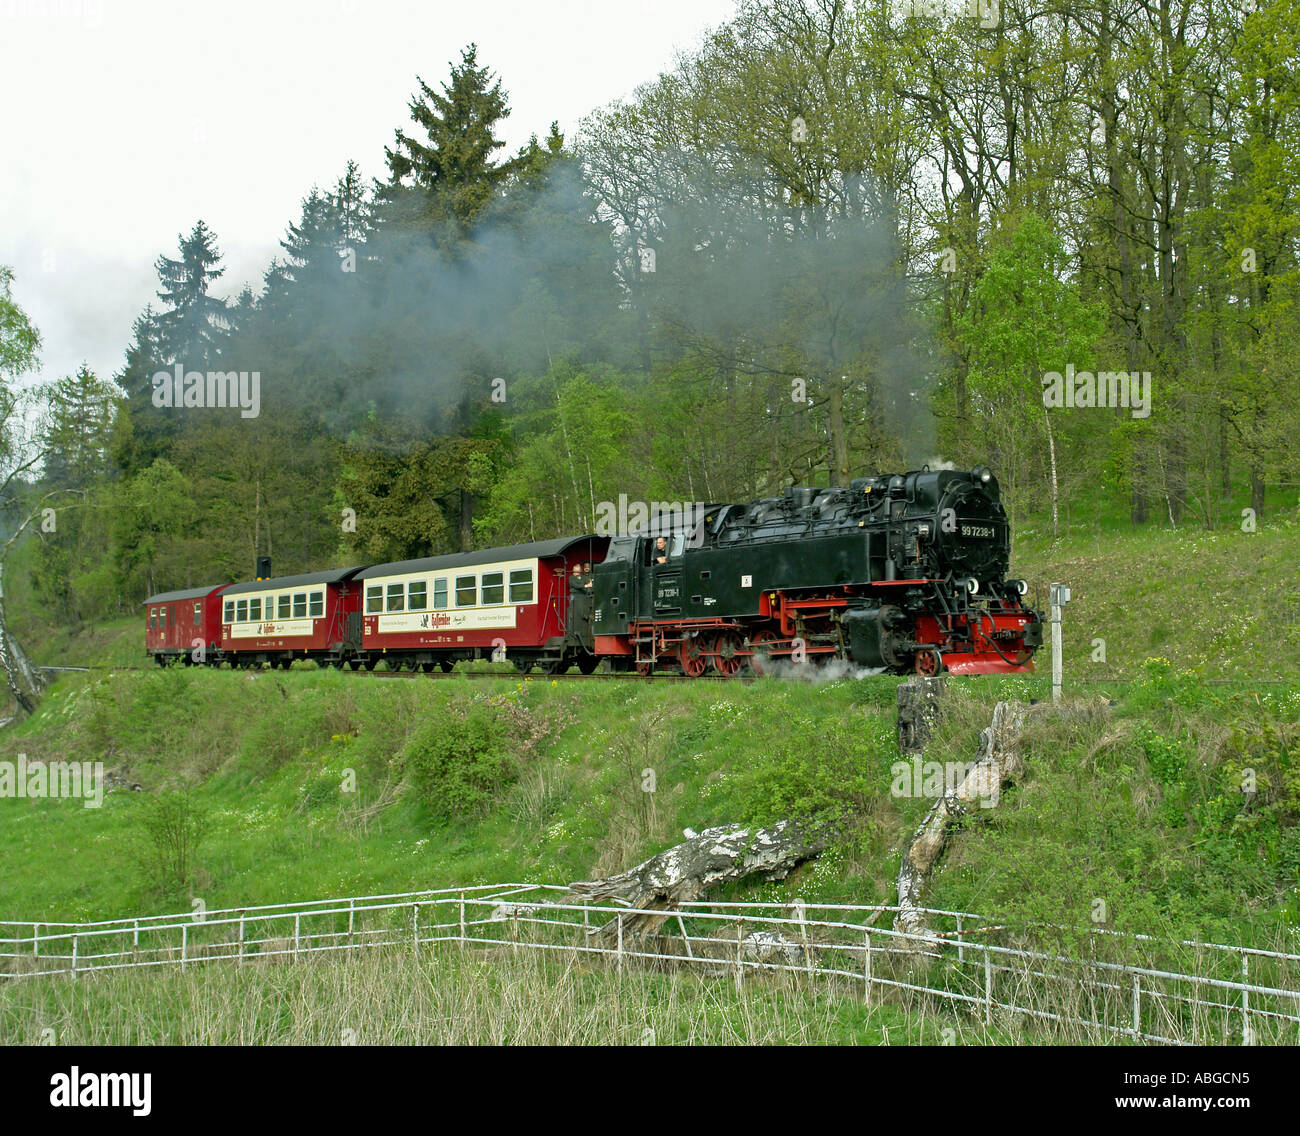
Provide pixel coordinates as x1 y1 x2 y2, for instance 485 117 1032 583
1 513 1297 1042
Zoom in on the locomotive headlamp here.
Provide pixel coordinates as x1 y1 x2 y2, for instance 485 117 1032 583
972 466 992 483
1010 579 1028 596
962 577 980 594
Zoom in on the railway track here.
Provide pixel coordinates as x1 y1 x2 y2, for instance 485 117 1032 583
43 663 760 682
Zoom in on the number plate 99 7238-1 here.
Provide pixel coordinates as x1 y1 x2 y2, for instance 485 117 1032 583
959 524 996 539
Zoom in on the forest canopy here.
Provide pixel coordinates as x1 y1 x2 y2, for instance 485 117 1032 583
4 1 1297 622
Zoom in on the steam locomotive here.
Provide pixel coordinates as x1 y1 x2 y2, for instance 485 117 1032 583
144 467 1041 677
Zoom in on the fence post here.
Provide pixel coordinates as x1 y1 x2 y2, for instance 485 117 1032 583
1132 975 1141 1041
348 901 355 953
413 903 419 956
735 919 744 992
294 913 301 963
181 924 188 970
32 923 39 959
71 934 78 979
133 920 140 955
459 893 466 947
863 931 872 1005
511 909 519 957
983 946 992 1026
793 900 810 980
238 915 245 963
955 915 964 964
617 917 624 974
1241 952 1251 1045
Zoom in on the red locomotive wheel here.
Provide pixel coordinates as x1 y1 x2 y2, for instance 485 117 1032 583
747 629 782 675
679 637 707 678
635 658 653 677
711 632 743 677
914 648 942 676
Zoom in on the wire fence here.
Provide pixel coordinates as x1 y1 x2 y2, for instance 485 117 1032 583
3 883 1298 1045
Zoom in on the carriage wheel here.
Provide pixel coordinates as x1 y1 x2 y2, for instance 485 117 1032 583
512 656 533 674
635 658 653 677
915 648 942 676
747 629 782 675
439 658 455 673
348 659 361 670
710 632 743 677
576 652 599 674
679 637 707 678
363 657 377 671
420 661 435 673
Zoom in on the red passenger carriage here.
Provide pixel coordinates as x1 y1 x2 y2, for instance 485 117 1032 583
218 567 364 668
356 536 607 673
144 584 228 665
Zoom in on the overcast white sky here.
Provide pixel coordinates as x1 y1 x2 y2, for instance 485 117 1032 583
1 0 737 390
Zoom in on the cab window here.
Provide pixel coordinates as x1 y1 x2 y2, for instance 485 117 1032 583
193 602 202 626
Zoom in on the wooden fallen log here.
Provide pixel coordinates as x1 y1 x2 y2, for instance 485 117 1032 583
894 700 1028 942
565 820 827 938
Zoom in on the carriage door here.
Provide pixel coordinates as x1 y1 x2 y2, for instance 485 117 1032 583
651 533 684 617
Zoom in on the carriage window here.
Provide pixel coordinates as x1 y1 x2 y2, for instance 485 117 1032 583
386 583 404 612
278 595 291 619
293 593 307 618
309 591 324 618
455 575 476 606
433 578 447 609
481 572 504 605
194 603 202 626
148 608 156 628
265 596 274 617
236 599 248 622
508 569 533 604
408 581 427 610
249 598 261 621
224 601 234 623
365 586 382 614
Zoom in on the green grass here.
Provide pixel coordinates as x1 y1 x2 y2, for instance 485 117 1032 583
0 943 960 1046
3 515 1299 1042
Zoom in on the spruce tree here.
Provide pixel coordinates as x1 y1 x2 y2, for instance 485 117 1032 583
378 44 518 248
154 220 228 368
